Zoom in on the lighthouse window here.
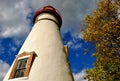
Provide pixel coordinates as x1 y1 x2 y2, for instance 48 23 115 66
13 58 28 78
9 52 36 80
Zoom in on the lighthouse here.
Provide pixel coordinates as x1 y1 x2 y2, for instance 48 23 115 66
3 5 74 81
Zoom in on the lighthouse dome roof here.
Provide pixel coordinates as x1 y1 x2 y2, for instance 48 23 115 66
33 5 62 27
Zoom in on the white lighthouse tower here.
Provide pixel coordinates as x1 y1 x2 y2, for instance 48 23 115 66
3 5 74 81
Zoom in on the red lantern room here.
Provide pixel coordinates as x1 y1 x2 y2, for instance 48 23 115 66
33 5 62 27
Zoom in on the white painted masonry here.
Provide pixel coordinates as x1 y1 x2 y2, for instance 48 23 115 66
3 6 74 81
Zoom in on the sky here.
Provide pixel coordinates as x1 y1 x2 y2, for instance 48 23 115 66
0 0 98 81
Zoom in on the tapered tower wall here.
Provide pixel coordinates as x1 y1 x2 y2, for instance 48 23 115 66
3 6 74 81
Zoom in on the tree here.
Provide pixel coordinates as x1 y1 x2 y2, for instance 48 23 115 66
83 0 120 80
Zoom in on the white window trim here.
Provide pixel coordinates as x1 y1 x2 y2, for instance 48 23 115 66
18 55 30 60
9 77 28 80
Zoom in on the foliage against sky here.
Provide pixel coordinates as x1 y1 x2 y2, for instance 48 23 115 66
83 0 120 80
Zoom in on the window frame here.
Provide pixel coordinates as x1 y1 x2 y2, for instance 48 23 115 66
9 51 36 80
13 58 28 78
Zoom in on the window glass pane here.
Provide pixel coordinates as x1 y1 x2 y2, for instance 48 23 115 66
16 60 22 69
20 58 28 68
14 69 25 78
14 58 28 78
17 58 28 69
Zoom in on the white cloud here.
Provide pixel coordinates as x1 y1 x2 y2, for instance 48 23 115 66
73 69 88 81
0 0 98 49
67 40 82 50
0 0 99 42
66 35 82 50
31 0 98 33
0 0 32 38
74 43 82 49
67 41 73 47
0 60 10 81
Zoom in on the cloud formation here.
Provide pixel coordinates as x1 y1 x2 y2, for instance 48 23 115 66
0 0 98 39
73 69 88 81
0 0 32 38
31 0 98 33
0 60 10 81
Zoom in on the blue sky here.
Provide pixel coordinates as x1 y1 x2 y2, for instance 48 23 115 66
0 0 98 81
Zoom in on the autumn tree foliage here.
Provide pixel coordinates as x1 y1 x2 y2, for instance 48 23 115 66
83 0 120 80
